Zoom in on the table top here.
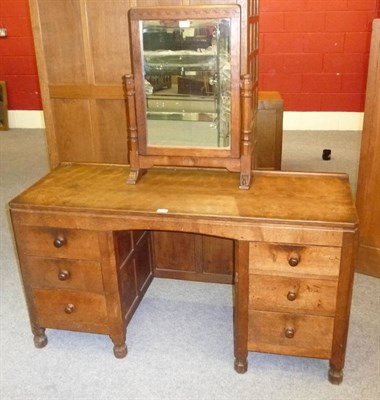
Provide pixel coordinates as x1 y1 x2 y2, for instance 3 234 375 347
10 163 358 228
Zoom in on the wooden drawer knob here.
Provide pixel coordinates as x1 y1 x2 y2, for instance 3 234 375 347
64 304 75 314
287 290 297 301
284 327 295 339
58 270 70 281
288 253 300 267
53 236 66 248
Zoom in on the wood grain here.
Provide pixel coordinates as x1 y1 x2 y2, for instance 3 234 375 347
356 19 380 277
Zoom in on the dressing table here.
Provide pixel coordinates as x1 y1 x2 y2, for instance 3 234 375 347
10 164 357 384
11 1 359 385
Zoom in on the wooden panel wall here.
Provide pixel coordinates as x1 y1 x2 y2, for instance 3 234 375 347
30 0 133 166
355 19 380 277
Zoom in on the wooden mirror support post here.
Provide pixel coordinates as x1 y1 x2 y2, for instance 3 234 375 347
123 74 146 184
239 74 253 189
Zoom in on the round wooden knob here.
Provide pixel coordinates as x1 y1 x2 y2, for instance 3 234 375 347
58 270 70 281
53 236 66 248
284 327 295 339
288 253 300 267
287 291 297 301
64 304 75 314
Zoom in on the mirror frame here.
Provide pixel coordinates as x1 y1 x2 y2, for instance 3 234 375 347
125 5 253 188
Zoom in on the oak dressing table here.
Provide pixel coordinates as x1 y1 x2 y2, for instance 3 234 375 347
14 1 358 384
10 163 358 384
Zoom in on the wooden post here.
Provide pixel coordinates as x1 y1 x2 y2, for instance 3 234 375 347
239 75 253 189
123 74 145 184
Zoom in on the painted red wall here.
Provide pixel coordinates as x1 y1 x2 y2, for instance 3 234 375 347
259 0 379 111
0 0 41 110
0 0 379 112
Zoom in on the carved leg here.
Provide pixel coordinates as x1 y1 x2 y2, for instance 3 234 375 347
234 355 248 374
328 362 343 384
32 326 47 348
112 340 128 359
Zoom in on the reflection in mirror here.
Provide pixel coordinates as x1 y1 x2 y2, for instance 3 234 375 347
142 18 232 149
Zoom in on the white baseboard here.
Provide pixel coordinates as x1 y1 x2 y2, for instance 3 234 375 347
8 110 45 129
7 110 363 131
283 112 364 131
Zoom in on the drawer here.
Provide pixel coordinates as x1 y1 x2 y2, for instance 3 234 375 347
23 257 104 293
33 289 108 334
248 310 334 359
15 226 100 260
249 274 338 316
249 243 341 277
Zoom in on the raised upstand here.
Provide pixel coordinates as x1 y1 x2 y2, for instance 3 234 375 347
9 164 358 383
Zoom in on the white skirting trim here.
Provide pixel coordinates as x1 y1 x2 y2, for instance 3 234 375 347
7 110 363 131
8 110 45 129
283 112 364 131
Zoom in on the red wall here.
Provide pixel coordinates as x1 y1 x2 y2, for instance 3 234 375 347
0 0 379 112
259 0 379 111
0 0 41 110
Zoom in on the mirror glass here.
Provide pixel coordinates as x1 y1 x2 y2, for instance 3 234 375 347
141 18 232 149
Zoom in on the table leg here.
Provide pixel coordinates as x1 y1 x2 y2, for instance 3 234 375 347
32 325 48 348
233 240 249 373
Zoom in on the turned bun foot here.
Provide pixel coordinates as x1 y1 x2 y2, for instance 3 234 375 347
234 358 248 373
113 343 128 359
33 332 48 348
328 368 343 384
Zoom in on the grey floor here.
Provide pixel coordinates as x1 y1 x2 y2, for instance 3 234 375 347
282 130 362 195
1 129 379 400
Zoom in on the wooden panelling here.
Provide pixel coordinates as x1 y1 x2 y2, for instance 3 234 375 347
0 81 9 131
135 235 153 293
38 0 87 84
201 235 233 276
356 19 380 277
120 257 138 321
95 100 129 164
152 232 197 273
86 1 132 84
255 91 283 170
51 99 95 162
152 232 234 281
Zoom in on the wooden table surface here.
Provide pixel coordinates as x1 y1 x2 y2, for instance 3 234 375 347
10 163 358 228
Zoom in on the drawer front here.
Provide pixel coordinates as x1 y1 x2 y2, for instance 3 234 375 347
34 289 108 334
15 226 100 260
249 243 341 277
249 275 338 316
248 310 334 359
24 257 104 293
